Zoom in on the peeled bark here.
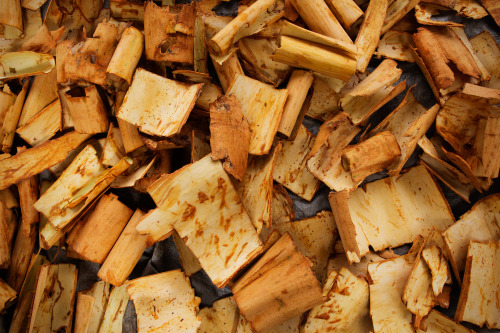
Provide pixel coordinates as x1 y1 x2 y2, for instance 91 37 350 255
210 95 249 180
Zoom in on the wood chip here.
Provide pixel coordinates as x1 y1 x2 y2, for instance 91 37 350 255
110 0 143 21
227 74 288 155
127 270 201 333
233 233 324 332
238 37 291 87
288 0 352 42
472 115 500 178
450 0 487 19
341 131 401 182
271 183 295 227
198 297 239 333
271 211 337 281
144 2 195 64
415 3 465 26
65 85 109 134
381 0 420 34
369 88 439 175
375 30 415 63
325 0 363 29
1 81 28 153
422 245 451 296
329 165 455 264
418 136 476 202
470 30 500 89
16 99 61 146
34 145 104 231
273 36 357 82
235 144 280 234
117 68 203 138
74 293 95 333
80 281 111 333
98 209 147 286
100 124 126 167
0 52 54 79
412 26 482 91
210 95 249 180
436 94 500 178
280 20 358 56
20 70 57 127
304 73 362 121
355 0 389 72
28 264 78 333
210 51 244 93
418 309 475 333
307 112 362 191
479 0 500 26
19 24 64 53
97 284 129 333
67 193 133 264
443 194 500 279
0 0 23 33
277 69 314 138
327 249 385 280
208 0 283 56
368 253 417 332
5 222 36 293
57 21 126 86
106 25 143 89
273 125 321 201
0 131 91 190
340 59 404 126
303 267 372 332
455 240 500 329
402 232 449 328
137 155 262 288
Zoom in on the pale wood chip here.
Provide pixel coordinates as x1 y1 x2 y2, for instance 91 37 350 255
127 270 201 333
